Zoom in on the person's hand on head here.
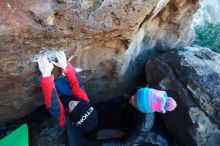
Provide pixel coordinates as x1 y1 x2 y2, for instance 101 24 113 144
38 55 54 77
52 51 67 70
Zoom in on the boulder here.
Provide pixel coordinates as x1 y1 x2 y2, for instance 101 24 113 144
0 0 200 123
146 46 220 146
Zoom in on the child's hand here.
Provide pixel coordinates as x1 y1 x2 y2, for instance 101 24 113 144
38 55 54 77
52 51 67 70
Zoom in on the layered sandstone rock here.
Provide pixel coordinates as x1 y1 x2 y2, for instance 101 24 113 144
146 46 220 146
0 0 199 123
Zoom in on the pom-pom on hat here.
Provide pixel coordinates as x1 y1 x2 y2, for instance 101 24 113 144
165 97 177 111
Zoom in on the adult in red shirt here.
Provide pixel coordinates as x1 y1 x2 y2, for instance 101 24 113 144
38 51 98 146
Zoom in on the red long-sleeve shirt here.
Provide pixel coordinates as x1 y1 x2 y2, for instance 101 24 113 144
40 63 89 126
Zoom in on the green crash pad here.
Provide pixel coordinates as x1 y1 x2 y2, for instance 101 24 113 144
0 124 28 146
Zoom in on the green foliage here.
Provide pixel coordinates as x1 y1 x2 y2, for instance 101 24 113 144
193 21 220 53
